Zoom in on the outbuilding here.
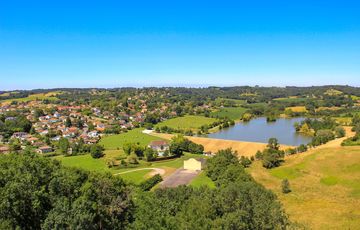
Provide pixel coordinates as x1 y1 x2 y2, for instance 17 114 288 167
183 158 206 171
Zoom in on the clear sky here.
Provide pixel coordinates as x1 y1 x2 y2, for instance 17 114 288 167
1 0 360 90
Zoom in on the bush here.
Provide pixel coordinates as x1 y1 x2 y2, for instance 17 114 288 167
334 126 345 138
281 179 291 194
90 144 104 159
139 174 163 191
127 153 139 164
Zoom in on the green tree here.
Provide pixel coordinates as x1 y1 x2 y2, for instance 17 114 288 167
58 138 70 154
144 148 157 161
90 144 104 159
65 117 72 127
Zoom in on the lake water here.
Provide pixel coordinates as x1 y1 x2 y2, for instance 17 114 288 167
207 117 312 146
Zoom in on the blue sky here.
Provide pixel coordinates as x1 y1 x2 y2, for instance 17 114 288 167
0 0 360 90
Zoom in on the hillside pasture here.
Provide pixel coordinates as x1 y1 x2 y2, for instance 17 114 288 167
0 91 62 105
248 146 360 229
155 115 216 131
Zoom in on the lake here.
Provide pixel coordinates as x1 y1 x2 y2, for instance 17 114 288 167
207 117 312 146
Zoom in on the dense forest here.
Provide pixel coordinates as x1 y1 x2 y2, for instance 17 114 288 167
0 150 289 229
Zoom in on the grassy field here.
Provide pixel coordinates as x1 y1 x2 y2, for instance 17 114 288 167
55 154 109 172
215 98 246 106
248 146 360 229
155 115 216 131
210 107 247 120
0 91 61 104
274 97 309 103
189 171 215 188
117 169 153 184
286 106 308 112
99 128 165 150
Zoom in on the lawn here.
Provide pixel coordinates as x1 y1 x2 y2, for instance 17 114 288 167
99 128 165 150
117 169 153 184
210 107 247 120
155 115 216 131
248 146 360 229
189 171 215 188
54 154 109 172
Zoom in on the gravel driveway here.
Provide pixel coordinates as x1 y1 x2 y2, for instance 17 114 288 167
160 168 200 188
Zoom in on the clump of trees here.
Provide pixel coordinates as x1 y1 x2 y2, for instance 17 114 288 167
0 112 32 140
342 115 360 146
0 153 133 229
139 174 163 191
90 144 105 158
256 138 285 169
169 135 204 155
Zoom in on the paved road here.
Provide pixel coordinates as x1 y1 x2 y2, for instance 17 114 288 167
160 168 200 188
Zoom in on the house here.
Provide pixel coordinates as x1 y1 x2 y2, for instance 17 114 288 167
148 140 169 156
183 158 206 171
203 151 214 157
87 131 99 138
27 136 39 144
12 132 28 140
37 146 53 154
0 146 10 154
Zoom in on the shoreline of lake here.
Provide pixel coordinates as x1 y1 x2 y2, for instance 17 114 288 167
207 117 312 146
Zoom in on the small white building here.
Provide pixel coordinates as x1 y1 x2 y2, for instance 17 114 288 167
183 158 206 171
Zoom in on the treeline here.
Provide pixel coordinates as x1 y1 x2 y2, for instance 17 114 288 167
295 118 345 147
342 115 360 146
0 149 290 229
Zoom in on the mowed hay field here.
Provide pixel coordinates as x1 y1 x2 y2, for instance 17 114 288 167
248 146 360 229
151 132 292 157
155 115 216 131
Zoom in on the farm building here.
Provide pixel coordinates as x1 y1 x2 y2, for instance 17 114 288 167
184 158 206 171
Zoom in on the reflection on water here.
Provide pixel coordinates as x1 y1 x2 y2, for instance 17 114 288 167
207 117 312 146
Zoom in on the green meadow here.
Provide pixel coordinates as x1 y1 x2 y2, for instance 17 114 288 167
155 115 216 131
99 128 165 150
210 107 247 120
